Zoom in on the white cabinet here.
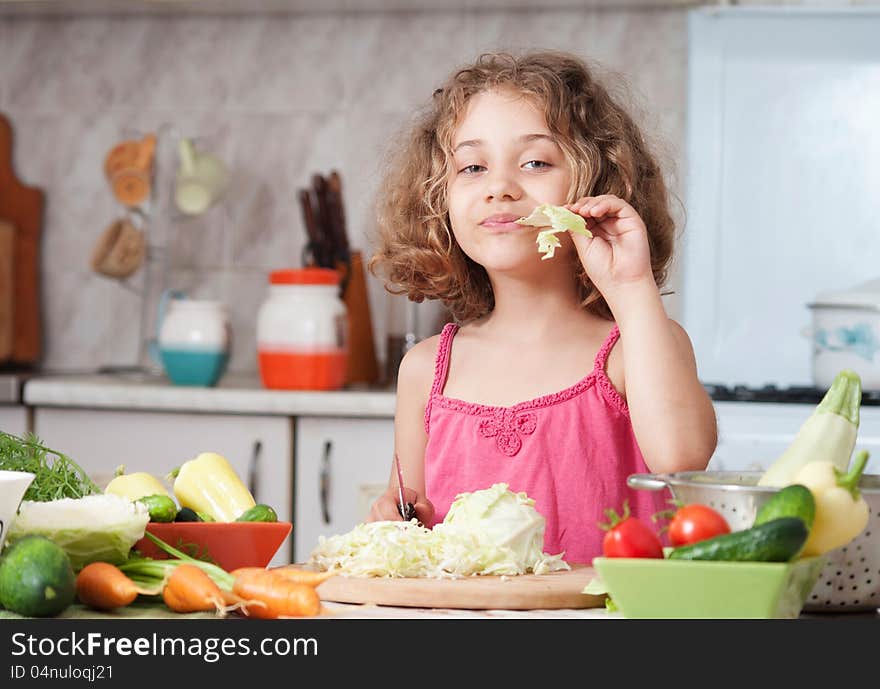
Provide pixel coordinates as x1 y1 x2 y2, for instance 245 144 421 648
293 416 393 562
0 405 28 437
32 407 294 565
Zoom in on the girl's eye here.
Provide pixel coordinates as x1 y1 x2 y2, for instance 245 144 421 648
523 160 551 170
459 164 485 175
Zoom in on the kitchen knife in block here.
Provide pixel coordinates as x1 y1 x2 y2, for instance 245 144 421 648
0 220 14 362
0 113 43 367
342 251 379 385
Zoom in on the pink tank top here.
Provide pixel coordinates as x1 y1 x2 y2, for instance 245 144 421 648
423 322 669 564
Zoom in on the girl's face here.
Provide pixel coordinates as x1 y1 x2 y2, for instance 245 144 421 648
446 88 572 274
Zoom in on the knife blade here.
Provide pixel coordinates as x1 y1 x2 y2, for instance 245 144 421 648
394 453 416 521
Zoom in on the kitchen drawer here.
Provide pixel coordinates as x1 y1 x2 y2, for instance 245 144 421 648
0 404 28 437
293 416 393 562
32 407 294 565
709 401 880 474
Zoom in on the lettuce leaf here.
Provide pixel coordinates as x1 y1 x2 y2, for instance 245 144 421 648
515 203 593 260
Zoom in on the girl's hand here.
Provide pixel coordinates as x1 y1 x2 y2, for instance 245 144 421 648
368 486 435 525
567 195 654 297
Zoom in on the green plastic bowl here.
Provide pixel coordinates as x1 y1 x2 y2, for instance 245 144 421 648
592 556 826 619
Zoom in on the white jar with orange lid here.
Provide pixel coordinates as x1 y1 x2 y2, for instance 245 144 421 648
256 268 348 390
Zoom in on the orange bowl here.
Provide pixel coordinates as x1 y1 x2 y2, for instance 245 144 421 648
134 522 292 572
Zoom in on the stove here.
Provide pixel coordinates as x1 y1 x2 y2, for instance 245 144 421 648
703 383 880 406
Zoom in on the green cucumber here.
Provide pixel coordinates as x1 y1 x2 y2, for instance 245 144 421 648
236 504 278 523
136 494 178 523
174 507 202 522
754 484 815 531
668 517 808 562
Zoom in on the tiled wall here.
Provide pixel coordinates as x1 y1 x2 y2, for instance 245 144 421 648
0 7 690 376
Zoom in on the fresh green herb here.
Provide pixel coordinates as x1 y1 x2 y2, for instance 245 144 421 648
0 431 100 501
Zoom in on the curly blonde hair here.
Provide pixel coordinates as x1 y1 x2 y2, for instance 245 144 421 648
369 50 676 323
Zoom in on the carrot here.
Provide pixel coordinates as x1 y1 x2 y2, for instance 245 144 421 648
76 562 162 611
274 565 337 587
232 568 322 619
162 564 228 615
231 566 336 588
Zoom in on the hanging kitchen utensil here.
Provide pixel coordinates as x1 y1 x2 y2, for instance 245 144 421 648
90 216 146 280
174 137 228 216
0 112 43 368
105 133 156 208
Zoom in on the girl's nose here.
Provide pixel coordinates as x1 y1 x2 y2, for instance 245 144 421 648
484 169 522 202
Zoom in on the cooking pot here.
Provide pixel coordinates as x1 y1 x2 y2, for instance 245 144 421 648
805 278 880 391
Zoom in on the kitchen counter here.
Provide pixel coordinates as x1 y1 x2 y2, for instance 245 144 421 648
22 373 396 418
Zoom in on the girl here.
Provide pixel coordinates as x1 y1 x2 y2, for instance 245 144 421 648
367 51 717 563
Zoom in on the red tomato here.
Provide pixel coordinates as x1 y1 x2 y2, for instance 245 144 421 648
600 504 664 559
667 504 730 546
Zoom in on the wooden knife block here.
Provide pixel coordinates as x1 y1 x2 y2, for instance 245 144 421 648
342 251 379 386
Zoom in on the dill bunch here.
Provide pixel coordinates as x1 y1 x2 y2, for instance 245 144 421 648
0 431 101 501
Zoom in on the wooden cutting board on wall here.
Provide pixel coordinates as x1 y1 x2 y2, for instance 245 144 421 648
0 112 44 367
315 564 604 610
0 220 14 361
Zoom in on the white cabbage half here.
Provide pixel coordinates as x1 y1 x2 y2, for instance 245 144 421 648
515 203 592 260
9 494 150 570
307 483 569 578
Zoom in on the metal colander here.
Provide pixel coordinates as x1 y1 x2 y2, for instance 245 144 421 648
628 471 880 612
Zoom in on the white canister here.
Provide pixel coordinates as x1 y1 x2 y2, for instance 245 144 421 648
807 278 880 391
158 297 231 387
256 268 348 390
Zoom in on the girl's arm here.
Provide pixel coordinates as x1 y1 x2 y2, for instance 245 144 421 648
367 335 437 523
568 195 717 472
609 282 718 473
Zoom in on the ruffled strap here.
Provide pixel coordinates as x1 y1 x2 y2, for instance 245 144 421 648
424 323 459 434
593 324 620 372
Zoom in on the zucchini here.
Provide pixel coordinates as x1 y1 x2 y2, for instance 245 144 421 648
136 494 178 523
758 370 861 487
668 517 808 562
754 484 815 531
236 504 278 523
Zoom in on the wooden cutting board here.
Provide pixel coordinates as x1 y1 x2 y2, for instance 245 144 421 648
0 112 43 366
0 220 13 361
315 564 604 610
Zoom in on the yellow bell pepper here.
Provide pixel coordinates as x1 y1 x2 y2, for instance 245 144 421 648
169 452 255 522
793 449 870 557
105 465 171 500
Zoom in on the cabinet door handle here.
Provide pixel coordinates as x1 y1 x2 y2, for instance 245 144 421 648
248 440 262 502
319 440 332 524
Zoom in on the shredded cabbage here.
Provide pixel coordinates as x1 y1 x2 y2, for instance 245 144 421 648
8 494 150 570
307 483 569 578
515 203 592 260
